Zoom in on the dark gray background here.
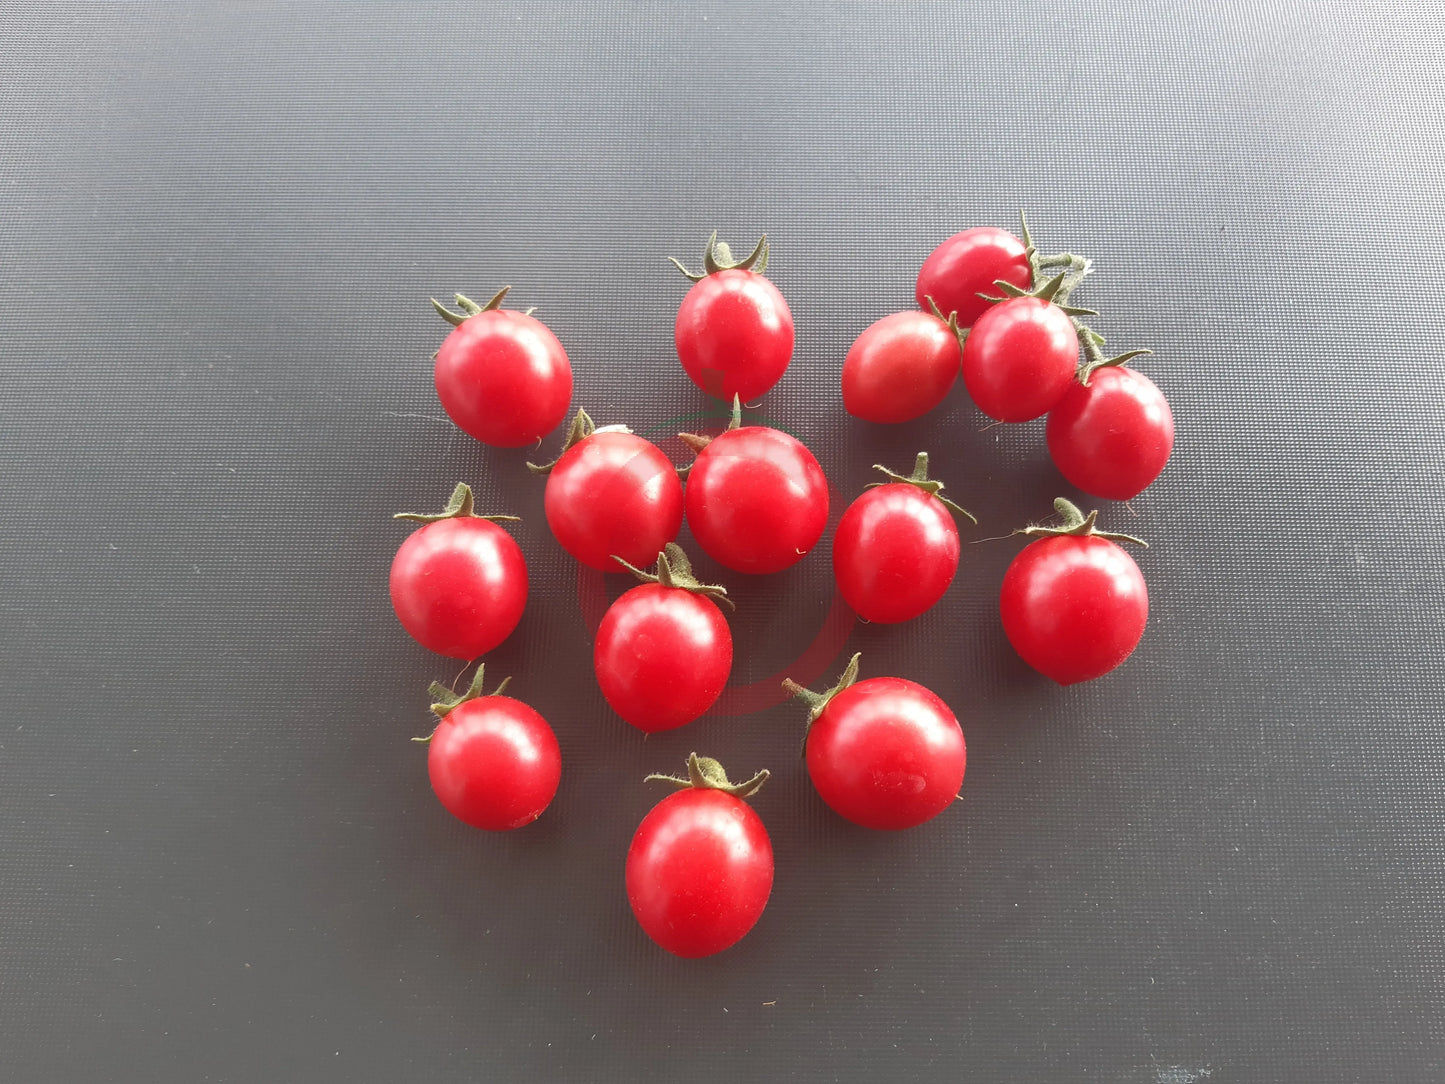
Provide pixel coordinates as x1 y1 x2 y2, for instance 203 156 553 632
2 2 1442 1081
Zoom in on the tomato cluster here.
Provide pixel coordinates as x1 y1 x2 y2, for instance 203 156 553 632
385 219 1171 957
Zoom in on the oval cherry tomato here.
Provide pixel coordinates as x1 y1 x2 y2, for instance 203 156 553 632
961 296 1079 422
842 311 961 423
1046 366 1175 500
595 545 733 732
432 288 572 447
538 410 684 572
423 671 560 831
390 483 527 659
832 454 969 623
673 234 794 402
916 227 1031 330
626 755 773 958
683 409 828 575
1000 499 1149 684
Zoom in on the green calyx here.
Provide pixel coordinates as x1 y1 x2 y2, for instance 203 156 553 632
669 231 771 282
430 285 513 328
393 482 520 525
413 664 514 742
868 452 976 524
1016 497 1148 548
612 542 735 611
781 652 861 731
526 407 632 475
924 296 968 349
1076 324 1153 386
678 393 744 456
645 752 769 799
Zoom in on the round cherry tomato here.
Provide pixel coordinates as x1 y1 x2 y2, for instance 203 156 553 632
539 411 684 571
683 413 828 575
960 296 1080 422
626 755 773 958
424 673 560 831
673 234 794 402
1000 500 1149 684
1046 366 1175 500
595 544 733 732
790 656 965 831
390 483 527 659
832 454 968 623
842 311 961 423
432 288 572 447
916 227 1031 330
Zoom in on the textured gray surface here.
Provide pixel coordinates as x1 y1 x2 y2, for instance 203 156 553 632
2 2 1443 1081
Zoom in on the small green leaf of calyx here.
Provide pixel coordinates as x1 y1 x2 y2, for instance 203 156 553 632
781 652 862 729
866 452 977 524
431 285 511 326
612 543 735 610
526 407 614 474
394 482 520 525
644 752 769 799
1016 497 1148 547
677 394 744 456
427 664 513 719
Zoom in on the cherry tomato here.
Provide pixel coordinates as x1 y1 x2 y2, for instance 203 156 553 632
595 544 733 732
916 227 1031 330
1046 366 1175 500
432 288 572 447
787 655 965 831
626 755 773 958
842 311 961 423
683 405 828 575
672 234 794 402
1000 499 1149 684
536 410 684 572
831 453 970 623
961 296 1079 422
423 670 560 831
390 483 527 659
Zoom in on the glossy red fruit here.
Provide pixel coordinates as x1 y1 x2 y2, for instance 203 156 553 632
626 755 773 958
786 654 965 831
432 288 572 447
1046 366 1175 500
595 544 733 732
422 669 560 831
916 227 1032 330
390 483 527 659
534 409 684 572
1000 499 1149 684
842 310 962 423
672 233 793 403
961 296 1080 422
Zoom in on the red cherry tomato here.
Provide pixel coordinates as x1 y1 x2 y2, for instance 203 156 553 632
1000 501 1149 684
424 674 560 831
683 413 828 575
539 411 684 572
916 227 1031 330
673 235 794 402
432 289 572 447
961 296 1079 422
794 658 966 831
595 545 733 732
1046 366 1175 500
390 484 527 659
831 454 968 623
842 311 961 423
626 756 773 958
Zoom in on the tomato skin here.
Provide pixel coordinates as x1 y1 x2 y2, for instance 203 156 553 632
685 427 828 574
544 431 684 571
916 227 1031 329
1000 535 1148 684
1045 367 1175 500
842 311 960 423
832 484 959 623
427 696 561 830
626 788 774 957
434 310 573 447
390 518 527 659
961 297 1080 422
676 268 794 402
594 584 732 732
805 677 966 830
